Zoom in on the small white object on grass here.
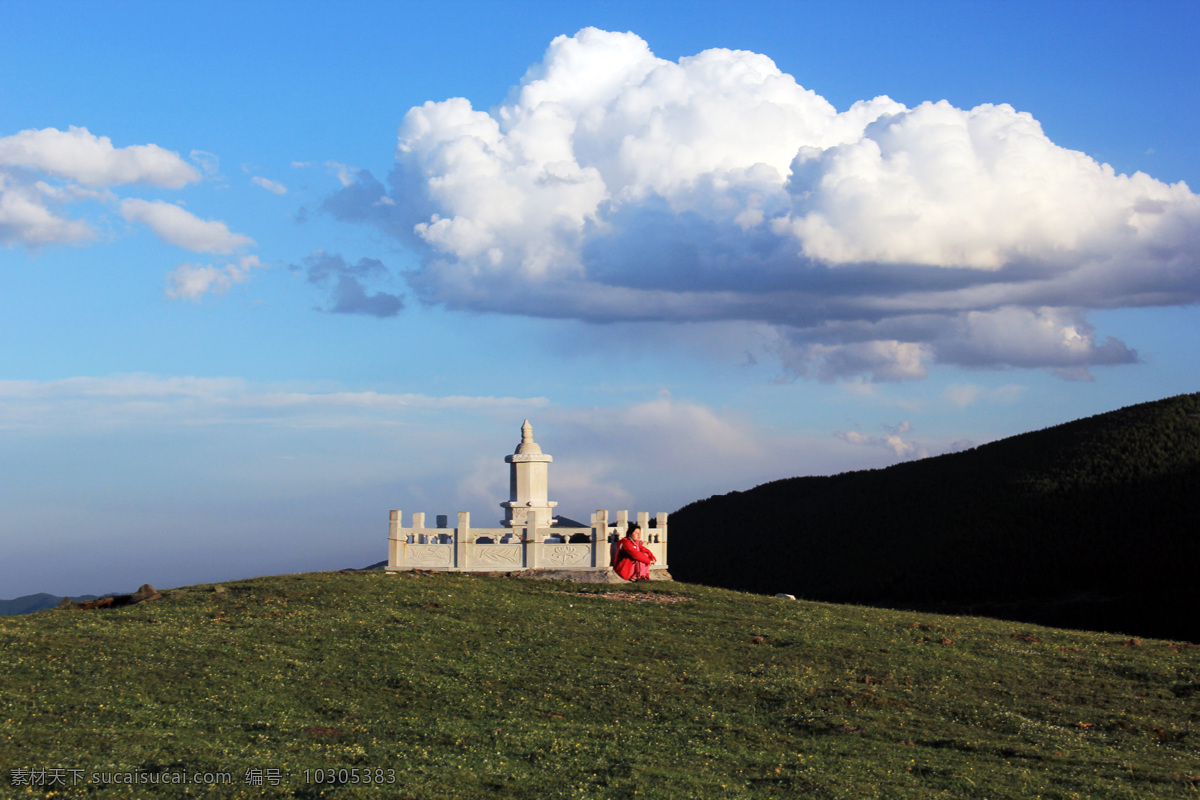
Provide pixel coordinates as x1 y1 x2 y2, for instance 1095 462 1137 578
774 593 796 600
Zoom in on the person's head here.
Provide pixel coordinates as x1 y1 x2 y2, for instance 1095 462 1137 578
626 522 642 540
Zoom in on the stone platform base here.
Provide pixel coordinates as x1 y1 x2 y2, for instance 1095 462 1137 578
389 568 673 583
501 568 674 583
505 569 625 583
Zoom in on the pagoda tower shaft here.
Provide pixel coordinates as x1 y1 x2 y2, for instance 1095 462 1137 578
501 419 557 529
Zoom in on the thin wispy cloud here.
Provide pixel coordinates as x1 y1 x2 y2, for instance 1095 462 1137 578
0 374 548 432
326 161 358 187
251 176 287 195
944 383 1026 409
189 150 221 178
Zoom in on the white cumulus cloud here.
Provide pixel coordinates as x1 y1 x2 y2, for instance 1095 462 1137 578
0 173 94 246
0 126 199 188
121 198 254 253
326 27 1200 381
165 255 262 300
0 126 244 259
775 100 1192 269
836 420 929 460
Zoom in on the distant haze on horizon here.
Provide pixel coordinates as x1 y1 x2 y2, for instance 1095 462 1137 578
2 0 1198 599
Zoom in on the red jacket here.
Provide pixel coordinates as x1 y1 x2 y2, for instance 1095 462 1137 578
613 537 656 581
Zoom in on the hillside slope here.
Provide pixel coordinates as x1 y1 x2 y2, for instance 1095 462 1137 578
1 571 1197 798
670 393 1200 642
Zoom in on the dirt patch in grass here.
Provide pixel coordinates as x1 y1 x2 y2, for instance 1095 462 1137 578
558 591 694 603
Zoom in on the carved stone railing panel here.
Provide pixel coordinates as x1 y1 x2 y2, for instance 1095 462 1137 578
406 544 453 568
542 544 591 568
471 544 523 568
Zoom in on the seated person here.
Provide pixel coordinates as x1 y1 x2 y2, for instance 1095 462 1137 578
613 522 656 581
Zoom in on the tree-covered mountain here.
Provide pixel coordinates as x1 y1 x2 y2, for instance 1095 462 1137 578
670 392 1200 642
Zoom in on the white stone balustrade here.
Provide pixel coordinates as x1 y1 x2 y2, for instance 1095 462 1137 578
386 508 668 573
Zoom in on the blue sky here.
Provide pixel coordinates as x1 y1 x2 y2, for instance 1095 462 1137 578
2 0 1198 598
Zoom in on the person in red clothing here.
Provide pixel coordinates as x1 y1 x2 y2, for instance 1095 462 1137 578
612 522 656 581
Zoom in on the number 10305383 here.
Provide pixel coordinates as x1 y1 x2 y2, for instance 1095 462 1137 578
303 768 396 784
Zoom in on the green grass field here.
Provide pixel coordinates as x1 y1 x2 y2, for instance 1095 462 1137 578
2 571 1197 798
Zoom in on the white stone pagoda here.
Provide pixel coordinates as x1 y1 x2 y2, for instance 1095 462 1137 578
500 419 557 530
386 420 669 580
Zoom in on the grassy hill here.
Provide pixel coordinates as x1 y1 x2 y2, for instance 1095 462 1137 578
2 570 1198 798
669 392 1200 643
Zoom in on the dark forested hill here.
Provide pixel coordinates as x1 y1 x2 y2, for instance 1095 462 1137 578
670 392 1200 642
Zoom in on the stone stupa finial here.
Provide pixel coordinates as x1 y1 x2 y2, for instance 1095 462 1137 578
514 418 542 455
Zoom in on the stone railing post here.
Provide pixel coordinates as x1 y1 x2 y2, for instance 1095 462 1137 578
456 511 469 569
616 509 629 537
389 510 402 568
597 506 609 563
526 520 538 569
593 510 611 569
637 511 649 534
656 512 669 564
413 512 426 544
589 511 596 566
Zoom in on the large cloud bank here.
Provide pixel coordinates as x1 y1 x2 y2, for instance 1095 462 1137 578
328 28 1200 380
